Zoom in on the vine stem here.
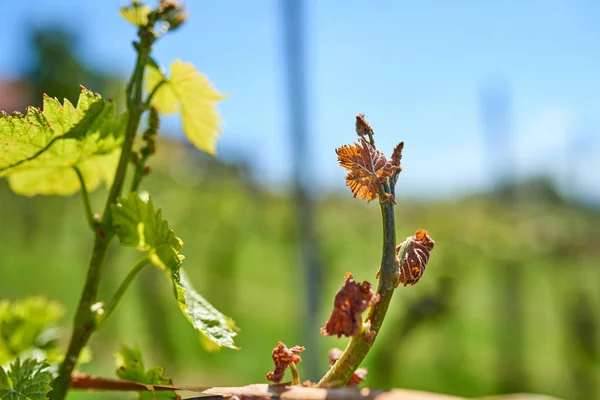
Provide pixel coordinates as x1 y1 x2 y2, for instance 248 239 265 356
73 166 95 230
49 29 155 400
317 183 406 387
96 257 149 330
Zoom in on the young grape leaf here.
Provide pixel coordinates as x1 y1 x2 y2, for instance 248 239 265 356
111 193 239 350
0 358 52 400
0 87 127 196
145 60 226 155
115 345 177 400
119 4 152 27
111 193 184 272
174 269 239 350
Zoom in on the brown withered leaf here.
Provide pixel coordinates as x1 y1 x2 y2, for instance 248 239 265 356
391 141 404 172
398 229 435 287
321 273 379 337
336 139 393 201
328 348 368 387
265 341 305 384
355 114 374 138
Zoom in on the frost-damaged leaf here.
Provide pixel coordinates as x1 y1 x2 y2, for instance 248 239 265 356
265 341 304 384
328 348 367 387
174 269 239 350
397 229 435 287
336 139 393 201
112 193 239 350
115 345 178 400
355 114 374 138
120 4 152 27
321 273 379 338
145 60 227 155
0 358 52 400
0 87 127 196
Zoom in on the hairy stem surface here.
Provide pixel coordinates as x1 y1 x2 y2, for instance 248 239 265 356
49 30 154 400
317 185 400 387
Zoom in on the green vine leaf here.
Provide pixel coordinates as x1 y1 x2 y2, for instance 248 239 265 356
111 193 239 350
119 4 152 27
175 269 240 350
111 193 184 272
0 358 52 400
0 87 127 196
145 60 227 155
115 345 176 400
0 297 64 366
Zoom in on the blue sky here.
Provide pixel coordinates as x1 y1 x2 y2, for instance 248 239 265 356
1 1 599 199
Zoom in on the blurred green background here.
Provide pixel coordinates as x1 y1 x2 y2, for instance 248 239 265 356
1 3 600 400
1 148 599 400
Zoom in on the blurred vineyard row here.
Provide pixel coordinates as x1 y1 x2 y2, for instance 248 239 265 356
0 139 598 399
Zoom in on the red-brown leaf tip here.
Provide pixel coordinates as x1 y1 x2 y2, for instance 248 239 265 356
391 141 404 171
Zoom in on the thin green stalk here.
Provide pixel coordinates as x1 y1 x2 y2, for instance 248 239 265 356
317 183 406 387
73 166 95 230
289 362 300 385
144 79 167 109
130 156 148 193
96 258 149 330
49 30 155 400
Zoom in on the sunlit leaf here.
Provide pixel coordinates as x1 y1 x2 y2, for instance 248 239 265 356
112 192 183 272
0 358 52 400
174 269 239 350
115 345 177 400
145 60 227 155
0 87 127 196
145 66 177 114
119 4 152 27
112 193 239 350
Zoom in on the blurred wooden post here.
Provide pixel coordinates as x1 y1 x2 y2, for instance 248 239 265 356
480 82 527 393
567 291 598 400
280 0 323 379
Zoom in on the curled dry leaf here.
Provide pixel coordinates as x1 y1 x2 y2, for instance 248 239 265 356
321 273 379 337
265 341 305 384
336 139 393 201
398 229 435 287
355 114 374 138
328 348 368 387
